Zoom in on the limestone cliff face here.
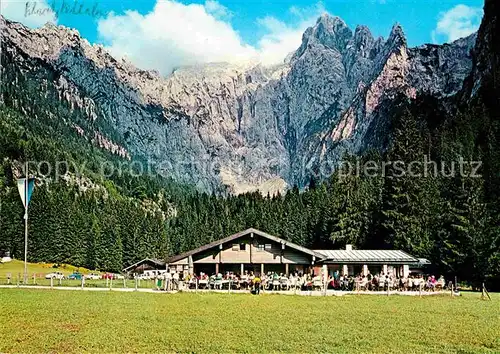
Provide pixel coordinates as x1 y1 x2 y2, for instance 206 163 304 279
462 0 499 102
0 15 476 193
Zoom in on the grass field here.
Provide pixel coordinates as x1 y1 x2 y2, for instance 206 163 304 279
0 289 498 353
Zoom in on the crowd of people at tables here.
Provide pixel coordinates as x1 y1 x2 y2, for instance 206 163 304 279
173 270 446 292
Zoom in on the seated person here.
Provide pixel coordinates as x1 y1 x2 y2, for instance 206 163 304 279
384 275 390 290
436 276 445 289
427 275 436 291
407 277 413 290
398 277 405 291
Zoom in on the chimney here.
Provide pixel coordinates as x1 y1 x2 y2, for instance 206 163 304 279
345 244 353 251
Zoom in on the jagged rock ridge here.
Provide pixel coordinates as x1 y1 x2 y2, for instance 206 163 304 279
0 14 476 193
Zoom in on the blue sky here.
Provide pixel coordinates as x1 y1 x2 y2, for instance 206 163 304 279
1 0 484 74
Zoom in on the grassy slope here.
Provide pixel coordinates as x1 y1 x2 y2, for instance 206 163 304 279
0 259 94 277
0 290 498 353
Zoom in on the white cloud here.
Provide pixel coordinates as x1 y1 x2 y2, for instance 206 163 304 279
257 3 325 65
432 4 482 43
204 0 231 19
97 0 325 75
98 0 257 75
1 0 57 28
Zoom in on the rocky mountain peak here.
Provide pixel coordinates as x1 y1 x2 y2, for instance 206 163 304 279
314 13 351 36
387 23 406 47
0 13 477 194
351 25 375 58
353 25 374 45
294 14 353 59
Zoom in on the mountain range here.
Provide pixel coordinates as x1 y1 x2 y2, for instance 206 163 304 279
0 14 477 193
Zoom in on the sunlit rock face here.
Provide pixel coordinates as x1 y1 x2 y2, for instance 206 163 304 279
0 14 475 193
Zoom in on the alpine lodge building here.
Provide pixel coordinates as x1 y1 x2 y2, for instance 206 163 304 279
124 228 429 277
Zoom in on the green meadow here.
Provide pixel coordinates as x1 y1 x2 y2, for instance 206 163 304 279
0 289 498 353
0 260 157 289
0 259 94 278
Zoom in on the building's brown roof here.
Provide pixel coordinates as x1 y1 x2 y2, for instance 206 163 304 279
122 258 166 272
166 228 323 263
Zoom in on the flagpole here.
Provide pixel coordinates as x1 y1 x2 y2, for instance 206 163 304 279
24 161 28 285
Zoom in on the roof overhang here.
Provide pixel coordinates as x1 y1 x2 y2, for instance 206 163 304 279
409 258 432 267
122 258 166 272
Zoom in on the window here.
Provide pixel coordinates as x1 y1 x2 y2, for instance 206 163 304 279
256 244 271 252
239 243 246 251
232 244 239 251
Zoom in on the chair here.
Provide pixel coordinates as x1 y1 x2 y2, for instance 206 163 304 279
359 280 368 291
189 279 197 289
198 279 208 289
239 278 248 290
406 280 413 292
426 282 435 292
412 280 420 291
312 278 322 291
214 279 224 290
